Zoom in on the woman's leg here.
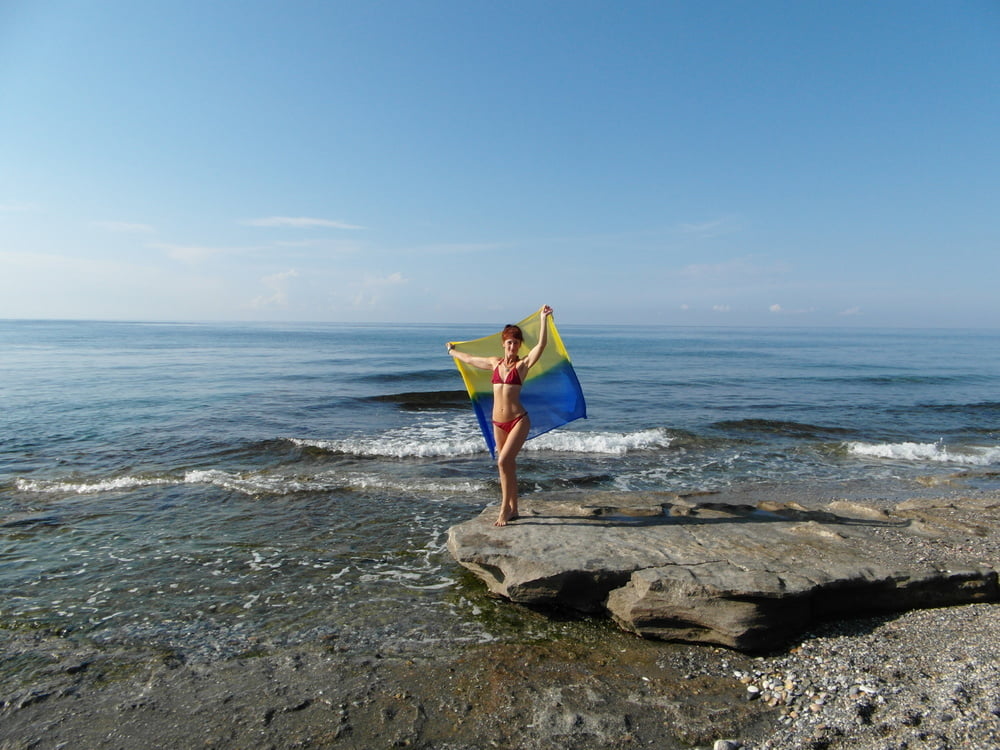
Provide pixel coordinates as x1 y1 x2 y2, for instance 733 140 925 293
494 417 530 526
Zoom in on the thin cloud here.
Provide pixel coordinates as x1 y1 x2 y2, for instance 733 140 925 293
353 271 407 307
273 239 322 248
839 306 863 317
151 243 236 263
0 202 39 213
770 303 817 315
243 216 365 230
92 221 154 233
252 269 299 308
407 241 508 255
678 216 741 239
273 237 362 254
362 271 406 289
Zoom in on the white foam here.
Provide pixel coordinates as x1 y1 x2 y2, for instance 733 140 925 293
184 468 486 496
14 475 172 494
342 474 488 494
846 441 1000 466
184 468 370 495
289 417 484 458
184 469 282 494
527 428 674 456
294 435 483 458
16 467 486 498
292 426 674 458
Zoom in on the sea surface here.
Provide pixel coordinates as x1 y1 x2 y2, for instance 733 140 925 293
3 320 1000 672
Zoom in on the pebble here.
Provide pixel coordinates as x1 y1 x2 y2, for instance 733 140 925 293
722 601 1000 749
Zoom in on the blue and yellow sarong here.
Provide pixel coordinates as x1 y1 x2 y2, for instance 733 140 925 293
451 308 586 456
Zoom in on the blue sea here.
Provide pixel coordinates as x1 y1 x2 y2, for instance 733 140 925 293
3 320 1000 671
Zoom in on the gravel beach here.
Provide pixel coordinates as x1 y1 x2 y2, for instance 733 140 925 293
735 603 1000 749
2 489 998 749
2 603 997 749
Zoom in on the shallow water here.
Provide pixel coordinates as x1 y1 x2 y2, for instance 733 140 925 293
3 320 1000 673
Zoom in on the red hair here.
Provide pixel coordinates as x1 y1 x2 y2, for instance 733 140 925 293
501 324 523 341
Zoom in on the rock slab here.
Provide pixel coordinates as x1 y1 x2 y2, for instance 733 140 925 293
447 491 1000 651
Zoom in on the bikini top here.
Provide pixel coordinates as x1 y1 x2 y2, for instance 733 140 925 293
491 362 522 385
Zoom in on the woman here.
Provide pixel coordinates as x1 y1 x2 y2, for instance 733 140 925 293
447 305 552 526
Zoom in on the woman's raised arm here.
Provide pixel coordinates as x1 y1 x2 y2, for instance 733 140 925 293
522 305 552 369
446 343 496 370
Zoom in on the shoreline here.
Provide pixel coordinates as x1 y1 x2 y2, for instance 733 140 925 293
2 485 998 749
2 604 997 748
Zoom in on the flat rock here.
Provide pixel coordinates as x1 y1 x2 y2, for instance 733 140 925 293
447 490 1000 651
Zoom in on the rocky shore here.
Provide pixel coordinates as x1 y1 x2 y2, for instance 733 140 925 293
2 600 997 749
448 490 1000 651
2 488 998 749
734 602 1000 749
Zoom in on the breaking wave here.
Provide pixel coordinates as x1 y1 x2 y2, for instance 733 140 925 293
293 426 677 458
846 441 1000 466
527 428 675 455
14 476 173 494
15 469 487 497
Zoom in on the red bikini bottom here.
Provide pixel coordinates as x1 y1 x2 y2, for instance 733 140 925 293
492 413 527 434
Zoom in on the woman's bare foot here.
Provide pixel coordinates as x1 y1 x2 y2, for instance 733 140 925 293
494 508 519 527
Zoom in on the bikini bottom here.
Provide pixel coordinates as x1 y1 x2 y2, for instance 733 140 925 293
492 413 527 434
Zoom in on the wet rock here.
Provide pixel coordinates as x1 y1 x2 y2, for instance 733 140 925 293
15 689 53 710
63 660 92 675
447 490 1000 651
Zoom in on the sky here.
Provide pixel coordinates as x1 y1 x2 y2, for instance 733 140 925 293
1 1 998 327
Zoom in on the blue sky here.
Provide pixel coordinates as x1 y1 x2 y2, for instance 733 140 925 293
1 1 998 326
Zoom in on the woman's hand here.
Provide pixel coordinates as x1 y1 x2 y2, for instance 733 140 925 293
540 305 553 319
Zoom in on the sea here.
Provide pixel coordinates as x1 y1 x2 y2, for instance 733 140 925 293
3 320 1000 676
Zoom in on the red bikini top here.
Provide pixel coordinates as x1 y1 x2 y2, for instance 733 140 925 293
491 363 522 385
